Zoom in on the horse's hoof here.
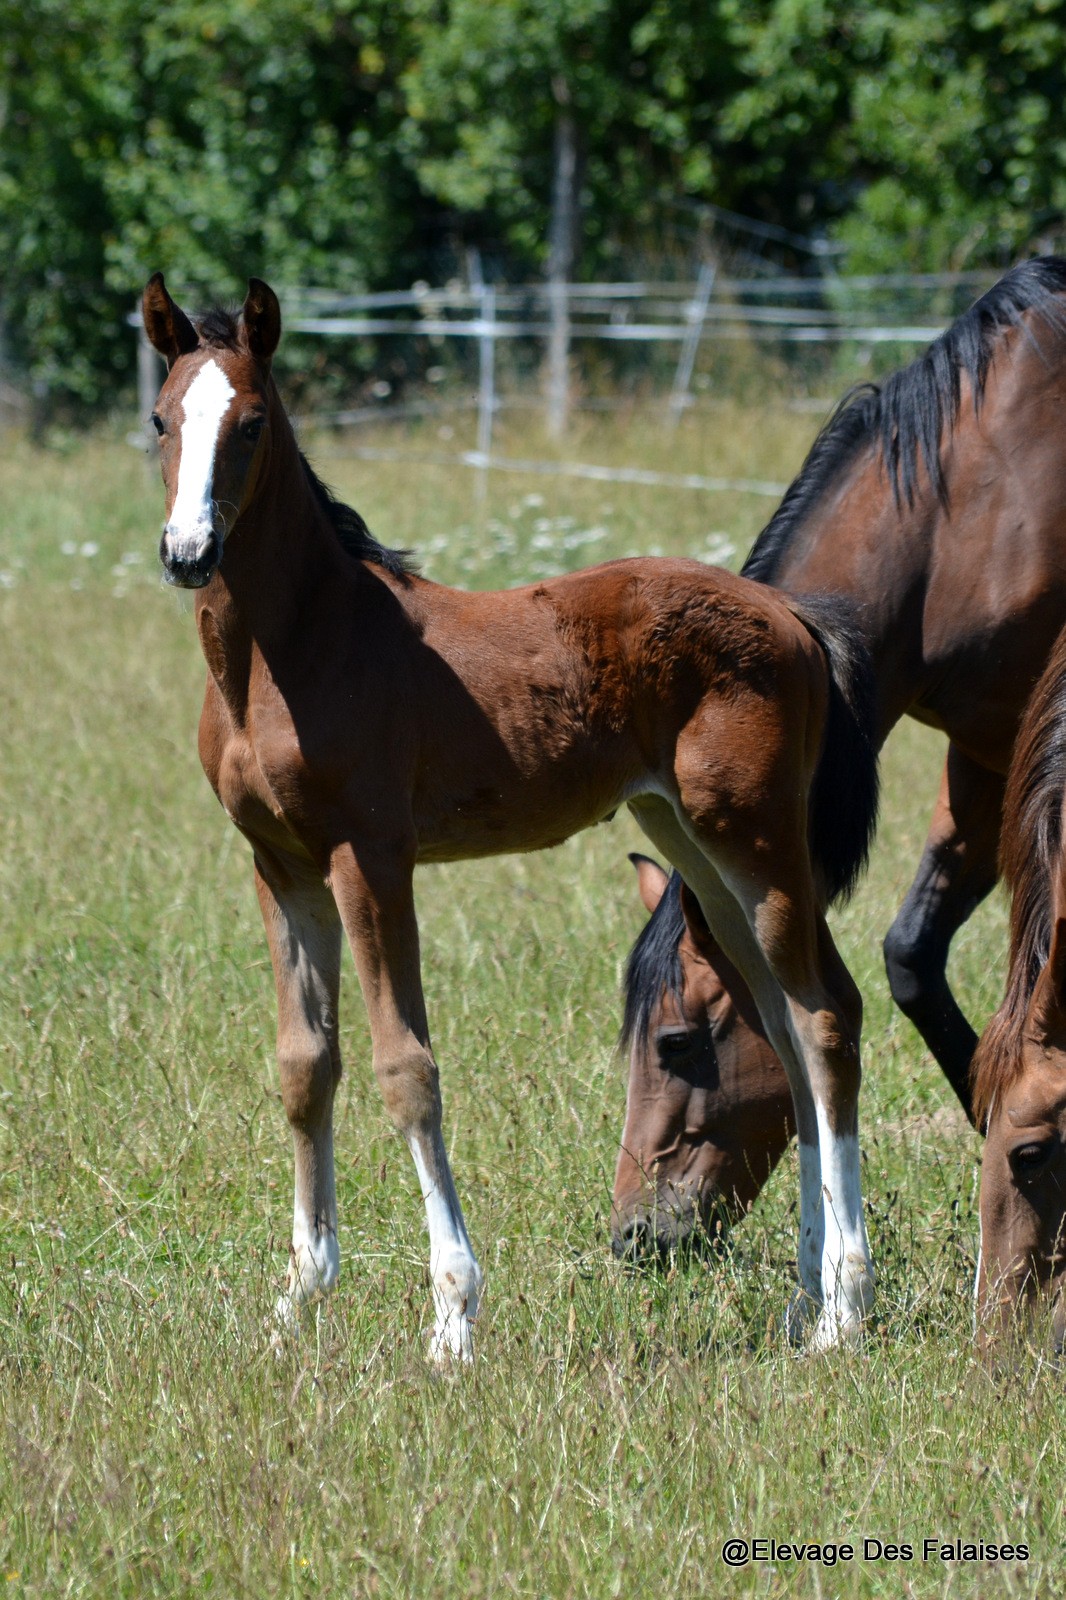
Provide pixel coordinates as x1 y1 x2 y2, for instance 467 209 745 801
784 1287 821 1347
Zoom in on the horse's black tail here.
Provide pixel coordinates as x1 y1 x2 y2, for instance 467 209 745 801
786 593 880 906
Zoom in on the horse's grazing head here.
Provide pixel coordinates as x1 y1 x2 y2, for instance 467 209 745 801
610 856 794 1261
141 273 281 588
975 914 1066 1359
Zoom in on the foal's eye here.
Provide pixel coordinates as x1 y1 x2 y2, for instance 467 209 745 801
1011 1141 1055 1178
657 1030 694 1058
150 413 165 436
242 417 265 443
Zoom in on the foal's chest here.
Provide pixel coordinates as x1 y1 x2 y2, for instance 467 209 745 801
200 690 316 863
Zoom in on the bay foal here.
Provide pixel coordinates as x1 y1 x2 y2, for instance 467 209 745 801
142 272 878 1357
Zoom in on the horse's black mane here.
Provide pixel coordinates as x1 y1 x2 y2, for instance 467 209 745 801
193 305 415 579
972 637 1066 1124
620 869 686 1054
742 256 1066 584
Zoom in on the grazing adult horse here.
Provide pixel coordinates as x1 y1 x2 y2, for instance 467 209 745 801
612 256 1066 1256
141 272 880 1356
973 627 1066 1353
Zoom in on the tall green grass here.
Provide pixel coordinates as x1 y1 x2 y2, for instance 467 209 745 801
0 412 1055 1597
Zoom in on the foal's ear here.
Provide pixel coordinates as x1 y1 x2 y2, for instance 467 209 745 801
142 272 199 367
629 853 669 916
678 882 712 943
1030 915 1066 1043
242 278 281 363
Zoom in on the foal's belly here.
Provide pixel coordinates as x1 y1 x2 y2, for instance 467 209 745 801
411 773 637 863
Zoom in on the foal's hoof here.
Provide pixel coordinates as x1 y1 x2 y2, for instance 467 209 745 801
427 1313 476 1367
427 1255 481 1366
806 1308 867 1354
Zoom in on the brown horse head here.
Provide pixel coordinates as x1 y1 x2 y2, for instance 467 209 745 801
975 911 1066 1356
611 855 794 1258
141 273 281 588
971 631 1066 1356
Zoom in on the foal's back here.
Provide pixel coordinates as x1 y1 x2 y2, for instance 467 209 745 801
381 556 824 864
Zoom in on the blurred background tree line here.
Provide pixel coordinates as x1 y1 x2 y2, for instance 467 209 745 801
3 0 1066 407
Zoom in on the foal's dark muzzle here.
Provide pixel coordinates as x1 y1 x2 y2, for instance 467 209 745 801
159 526 222 588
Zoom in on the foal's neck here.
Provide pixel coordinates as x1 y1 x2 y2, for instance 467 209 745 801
194 386 350 708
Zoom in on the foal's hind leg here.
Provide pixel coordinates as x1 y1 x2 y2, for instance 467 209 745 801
328 839 482 1362
255 854 344 1326
882 745 1001 1125
718 857 874 1349
632 790 874 1347
628 798 826 1332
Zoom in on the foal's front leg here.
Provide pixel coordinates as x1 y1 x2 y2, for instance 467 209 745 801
255 856 344 1325
329 839 483 1362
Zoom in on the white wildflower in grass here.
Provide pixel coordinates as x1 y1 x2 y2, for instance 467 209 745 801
701 532 738 566
521 493 544 509
60 540 77 556
0 571 15 588
79 541 99 558
120 551 143 565
560 526 608 550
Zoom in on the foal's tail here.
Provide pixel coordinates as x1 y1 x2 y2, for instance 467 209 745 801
786 594 880 906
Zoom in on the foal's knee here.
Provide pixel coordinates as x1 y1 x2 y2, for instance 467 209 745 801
277 1036 340 1130
373 1041 442 1134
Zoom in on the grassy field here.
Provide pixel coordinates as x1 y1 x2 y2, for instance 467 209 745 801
0 403 1058 1597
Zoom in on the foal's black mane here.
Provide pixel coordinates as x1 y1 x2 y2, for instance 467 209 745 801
742 256 1066 584
195 305 414 579
972 636 1066 1124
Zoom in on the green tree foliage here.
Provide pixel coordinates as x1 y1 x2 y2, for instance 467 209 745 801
4 0 1066 405
0 0 427 404
723 0 1066 270
402 0 745 270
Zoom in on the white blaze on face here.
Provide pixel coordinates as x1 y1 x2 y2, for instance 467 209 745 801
167 359 236 554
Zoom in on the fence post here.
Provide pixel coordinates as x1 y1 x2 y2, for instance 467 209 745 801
474 282 496 502
667 261 717 426
546 93 579 441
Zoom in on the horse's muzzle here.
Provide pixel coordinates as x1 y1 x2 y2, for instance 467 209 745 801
611 1198 727 1264
159 524 222 588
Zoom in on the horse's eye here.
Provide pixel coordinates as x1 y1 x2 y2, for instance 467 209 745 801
150 412 165 436
656 1030 693 1058
1010 1141 1055 1178
242 417 265 443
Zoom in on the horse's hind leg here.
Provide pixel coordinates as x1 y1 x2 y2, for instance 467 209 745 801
255 854 344 1326
628 798 826 1332
882 745 1001 1125
328 839 482 1363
